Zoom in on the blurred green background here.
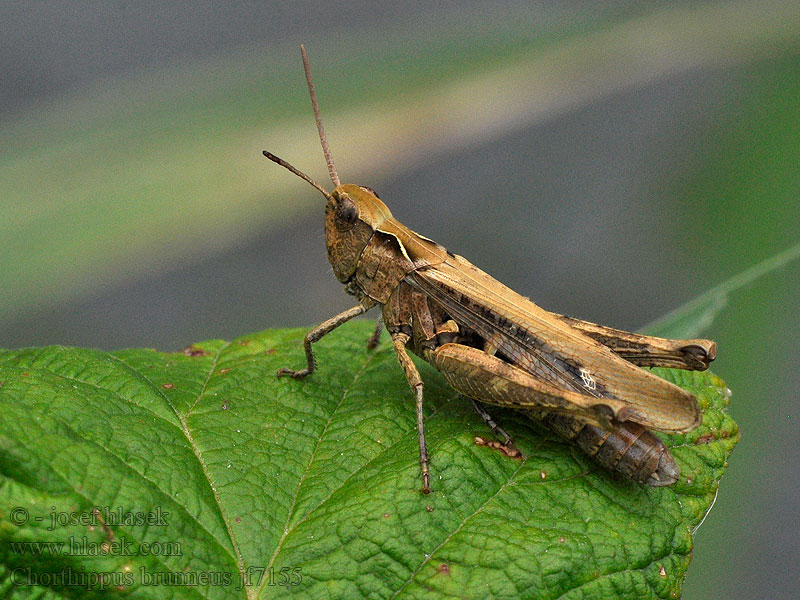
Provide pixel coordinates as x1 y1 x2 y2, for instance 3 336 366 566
1 1 798 597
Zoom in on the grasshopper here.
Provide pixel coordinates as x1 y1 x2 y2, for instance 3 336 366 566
265 46 716 493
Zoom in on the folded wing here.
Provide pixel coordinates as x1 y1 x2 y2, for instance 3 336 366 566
406 253 700 433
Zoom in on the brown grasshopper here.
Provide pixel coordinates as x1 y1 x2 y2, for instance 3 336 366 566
265 46 716 493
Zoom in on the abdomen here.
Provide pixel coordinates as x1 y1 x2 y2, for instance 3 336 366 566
526 411 680 487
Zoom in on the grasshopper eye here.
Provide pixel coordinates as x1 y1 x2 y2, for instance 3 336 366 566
337 197 358 225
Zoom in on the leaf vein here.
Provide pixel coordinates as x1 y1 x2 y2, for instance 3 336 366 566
389 439 539 599
259 345 382 596
114 345 254 600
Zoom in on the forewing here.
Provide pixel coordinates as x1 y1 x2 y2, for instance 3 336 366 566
406 253 701 432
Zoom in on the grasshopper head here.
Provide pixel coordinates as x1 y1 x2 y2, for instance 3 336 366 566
261 150 392 283
324 184 392 282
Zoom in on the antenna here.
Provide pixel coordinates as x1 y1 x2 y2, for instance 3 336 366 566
262 150 332 200
300 44 340 188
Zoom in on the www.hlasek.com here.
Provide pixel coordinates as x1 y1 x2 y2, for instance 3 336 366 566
9 537 181 557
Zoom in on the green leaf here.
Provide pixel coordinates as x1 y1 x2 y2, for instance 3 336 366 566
1 321 736 599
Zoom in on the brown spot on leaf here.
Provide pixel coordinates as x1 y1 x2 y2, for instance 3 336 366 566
559 536 565 543
21 372 30 377
181 345 211 357
425 505 434 512
265 348 276 354
659 565 667 577
238 340 251 346
221 402 229 410
383 513 390 519
474 436 522 459
695 433 715 445
437 563 450 575
235 517 242 524
540 470 547 480
162 383 174 389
